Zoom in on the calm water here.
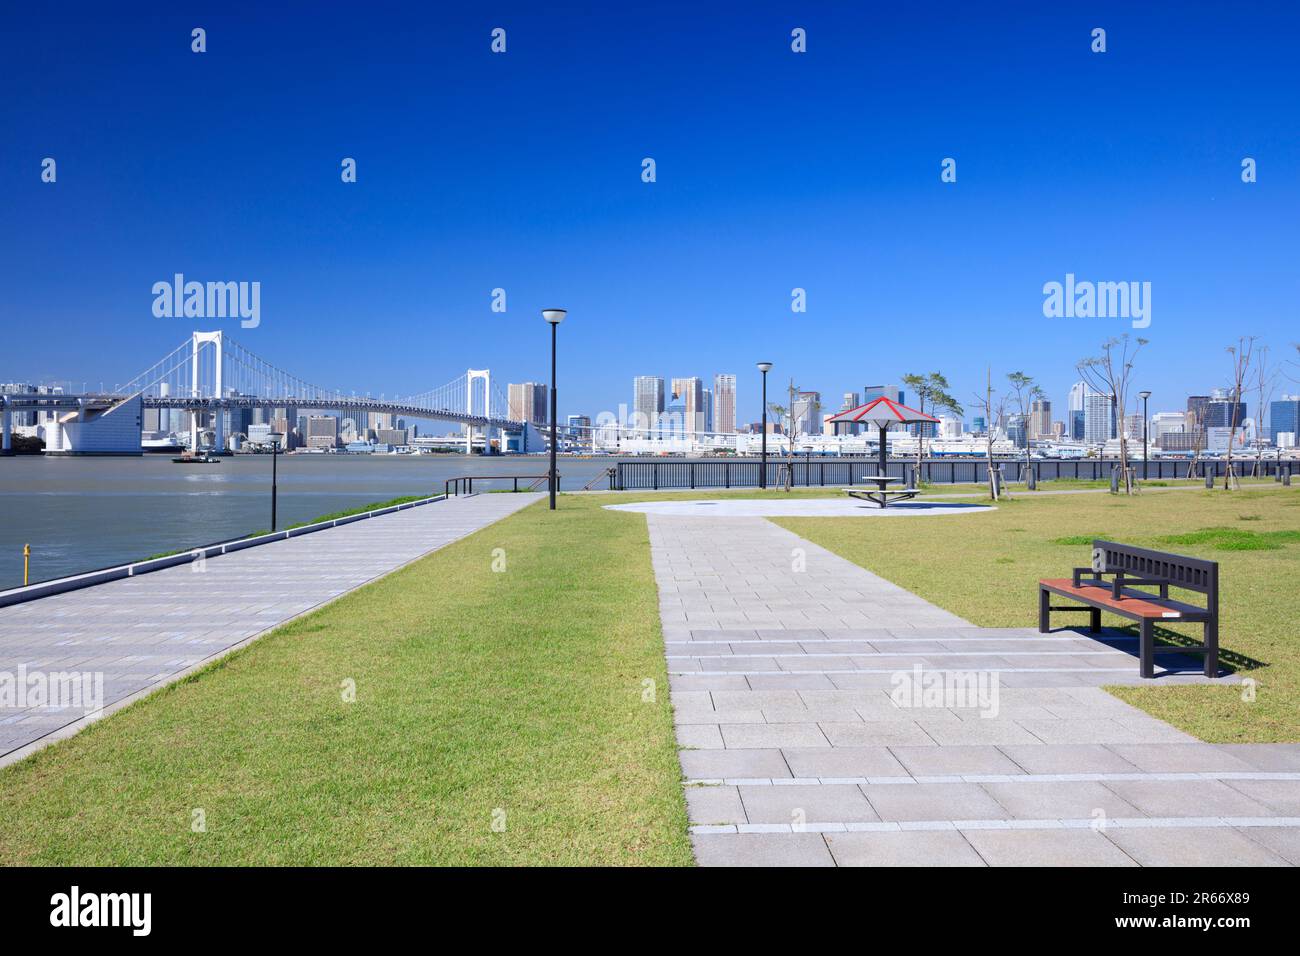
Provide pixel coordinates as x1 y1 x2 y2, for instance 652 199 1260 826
0 454 617 587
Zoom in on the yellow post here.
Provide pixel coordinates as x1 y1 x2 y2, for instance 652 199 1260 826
23 543 30 586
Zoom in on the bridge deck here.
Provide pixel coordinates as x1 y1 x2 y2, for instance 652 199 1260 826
0 492 542 766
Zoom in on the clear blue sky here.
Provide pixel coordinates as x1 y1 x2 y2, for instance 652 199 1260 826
3 1 1297 427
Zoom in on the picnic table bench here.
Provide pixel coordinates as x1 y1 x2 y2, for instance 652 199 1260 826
1038 539 1219 679
843 475 920 509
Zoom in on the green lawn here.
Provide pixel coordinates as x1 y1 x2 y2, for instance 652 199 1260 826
0 495 691 866
773 485 1300 743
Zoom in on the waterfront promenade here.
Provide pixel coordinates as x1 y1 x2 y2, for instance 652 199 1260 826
0 492 541 766
639 509 1300 866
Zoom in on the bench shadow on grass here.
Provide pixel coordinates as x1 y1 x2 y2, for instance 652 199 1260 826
1073 624 1265 678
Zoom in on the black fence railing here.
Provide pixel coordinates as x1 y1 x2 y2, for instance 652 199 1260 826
445 474 553 496
612 457 1294 491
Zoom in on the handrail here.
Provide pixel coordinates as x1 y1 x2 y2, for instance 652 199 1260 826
444 474 554 497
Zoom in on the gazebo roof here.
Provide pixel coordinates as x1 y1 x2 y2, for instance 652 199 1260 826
826 396 939 427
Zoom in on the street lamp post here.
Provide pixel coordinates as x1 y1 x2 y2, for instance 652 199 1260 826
269 433 283 531
757 362 772 488
543 309 567 510
1139 390 1152 480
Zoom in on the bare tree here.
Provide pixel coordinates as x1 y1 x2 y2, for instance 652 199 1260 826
1252 345 1279 476
1224 337 1256 489
970 367 1010 500
1078 336 1148 494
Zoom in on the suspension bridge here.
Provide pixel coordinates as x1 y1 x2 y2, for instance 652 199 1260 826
1 331 528 454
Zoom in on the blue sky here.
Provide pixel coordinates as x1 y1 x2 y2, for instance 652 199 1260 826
3 1 1297 427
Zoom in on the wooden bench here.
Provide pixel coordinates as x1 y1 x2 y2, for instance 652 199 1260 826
1038 539 1219 679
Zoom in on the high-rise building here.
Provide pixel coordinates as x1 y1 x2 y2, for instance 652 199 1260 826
1151 411 1186 444
1007 414 1028 448
306 415 339 449
1269 397 1300 443
792 391 822 436
671 377 705 434
1 383 36 428
712 374 737 435
1206 391 1247 430
633 376 665 434
1069 409 1085 441
1083 391 1113 444
1067 381 1090 413
508 382 548 427
864 384 905 405
1030 398 1052 439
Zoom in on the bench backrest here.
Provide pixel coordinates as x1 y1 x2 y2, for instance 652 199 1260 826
1092 539 1218 609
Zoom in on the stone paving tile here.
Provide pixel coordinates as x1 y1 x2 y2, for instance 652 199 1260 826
1215 744 1300 771
780 746 910 779
981 781 1144 820
679 748 792 780
962 829 1139 866
819 721 936 748
997 744 1143 775
862 783 1012 823
890 745 1027 777
1103 779 1276 818
1 493 540 763
826 830 987 867
720 723 829 749
739 784 879 824
1240 828 1300 865
1106 743 1261 773
1105 827 1291 866
1219 779 1300 815
691 833 836 867
686 786 748 825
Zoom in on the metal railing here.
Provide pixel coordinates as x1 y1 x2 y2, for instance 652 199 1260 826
444 474 555 496
612 457 1295 491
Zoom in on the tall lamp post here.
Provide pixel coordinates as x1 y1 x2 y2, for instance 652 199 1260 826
757 362 772 488
269 432 283 531
1138 390 1151 480
543 309 566 510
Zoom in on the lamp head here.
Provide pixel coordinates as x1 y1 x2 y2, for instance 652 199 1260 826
756 362 773 373
542 309 567 324
1139 390 1151 400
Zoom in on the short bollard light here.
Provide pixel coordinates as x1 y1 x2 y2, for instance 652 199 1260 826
1205 472 1215 489
1110 469 1120 494
23 543 30 587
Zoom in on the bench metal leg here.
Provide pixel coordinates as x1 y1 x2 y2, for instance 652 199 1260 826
1038 587 1050 633
1139 618 1155 679
1089 607 1101 634
1204 619 1219 678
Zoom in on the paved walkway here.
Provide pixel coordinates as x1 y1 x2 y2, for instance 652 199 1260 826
646 514 1300 867
608 499 994 518
0 492 541 765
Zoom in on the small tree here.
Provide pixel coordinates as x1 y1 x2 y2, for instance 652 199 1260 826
1224 337 1256 489
1006 372 1045 484
902 372 963 482
970 367 1010 500
1078 335 1148 494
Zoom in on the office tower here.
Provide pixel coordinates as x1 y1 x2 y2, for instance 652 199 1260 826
658 393 687 439
713 374 737 435
1206 391 1247 430
1269 397 1300 442
1186 395 1210 434
864 384 905 405
972 416 987 435
1070 409 1085 441
1151 411 1186 442
633 376 664 434
792 391 822 436
1030 399 1052 439
306 415 339 449
1067 381 1089 413
1083 392 1113 444
1007 414 1028 448
833 392 860 435
702 389 713 433
672 377 705 433
2 383 37 428
508 382 548 426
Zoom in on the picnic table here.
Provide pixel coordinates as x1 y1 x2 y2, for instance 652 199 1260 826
843 475 920 509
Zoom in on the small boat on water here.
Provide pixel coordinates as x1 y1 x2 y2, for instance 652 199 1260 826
172 453 221 464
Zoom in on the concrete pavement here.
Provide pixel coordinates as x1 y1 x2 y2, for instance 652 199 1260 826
645 513 1300 867
0 492 541 766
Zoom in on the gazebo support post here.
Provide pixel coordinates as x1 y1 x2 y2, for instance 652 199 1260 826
878 423 888 477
